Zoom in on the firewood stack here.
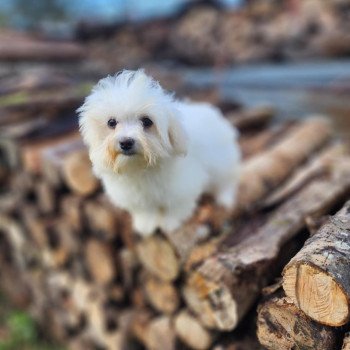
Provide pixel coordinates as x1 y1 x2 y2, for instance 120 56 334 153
1 91 350 350
257 199 350 349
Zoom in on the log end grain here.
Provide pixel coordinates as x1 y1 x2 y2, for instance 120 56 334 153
62 150 99 196
174 310 214 350
136 236 179 282
283 264 349 327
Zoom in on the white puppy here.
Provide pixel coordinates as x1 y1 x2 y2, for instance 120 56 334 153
78 70 240 236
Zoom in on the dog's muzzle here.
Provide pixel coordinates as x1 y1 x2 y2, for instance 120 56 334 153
119 138 136 156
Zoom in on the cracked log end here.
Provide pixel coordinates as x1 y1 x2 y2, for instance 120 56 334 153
283 201 350 327
283 264 349 326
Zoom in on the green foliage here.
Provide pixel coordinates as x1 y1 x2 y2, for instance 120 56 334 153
0 307 65 350
0 92 29 107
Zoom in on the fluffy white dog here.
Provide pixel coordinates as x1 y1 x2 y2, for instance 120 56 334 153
78 70 240 236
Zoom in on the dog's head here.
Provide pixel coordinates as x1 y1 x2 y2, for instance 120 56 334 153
78 70 188 175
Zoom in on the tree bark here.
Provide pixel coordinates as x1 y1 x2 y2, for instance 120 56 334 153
257 290 340 350
343 332 350 350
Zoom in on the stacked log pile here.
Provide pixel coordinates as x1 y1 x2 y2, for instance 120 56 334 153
84 0 350 69
257 200 350 349
3 1 350 70
0 30 85 62
169 0 350 65
1 90 350 350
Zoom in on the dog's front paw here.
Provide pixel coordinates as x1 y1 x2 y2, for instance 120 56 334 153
133 213 159 237
216 187 236 209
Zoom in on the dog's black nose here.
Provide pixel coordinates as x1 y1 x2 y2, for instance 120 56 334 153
120 138 135 151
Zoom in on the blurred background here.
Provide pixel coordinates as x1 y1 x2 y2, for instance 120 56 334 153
0 0 350 349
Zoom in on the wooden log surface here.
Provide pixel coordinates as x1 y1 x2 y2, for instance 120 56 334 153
283 200 350 327
184 158 350 331
0 30 85 61
262 143 345 209
147 316 176 350
41 135 84 187
174 310 215 350
236 117 332 213
238 122 291 160
257 290 340 350
227 105 275 131
21 131 80 174
84 197 119 240
136 236 180 281
62 149 99 196
85 239 117 285
343 332 350 350
143 275 180 315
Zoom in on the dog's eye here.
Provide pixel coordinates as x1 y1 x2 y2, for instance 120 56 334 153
140 116 153 129
107 118 117 129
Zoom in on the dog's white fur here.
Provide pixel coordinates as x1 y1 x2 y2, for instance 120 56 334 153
78 70 241 236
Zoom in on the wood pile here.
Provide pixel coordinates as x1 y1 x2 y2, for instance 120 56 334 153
0 30 85 62
1 89 350 350
3 1 350 71
257 201 350 349
169 0 350 65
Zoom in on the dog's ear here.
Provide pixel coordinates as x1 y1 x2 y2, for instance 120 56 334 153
168 115 188 156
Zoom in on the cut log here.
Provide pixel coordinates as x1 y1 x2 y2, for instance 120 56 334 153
227 105 275 131
146 316 176 350
119 248 139 290
60 195 83 233
257 291 340 350
35 180 56 215
84 198 119 240
262 143 345 208
21 131 80 174
62 150 99 196
21 205 48 248
0 191 20 215
0 88 86 128
130 310 153 347
343 332 350 350
283 200 350 326
184 158 350 331
136 236 180 281
41 135 84 188
85 239 117 285
235 118 332 213
174 310 215 350
143 275 180 314
166 201 231 259
0 31 84 61
239 122 291 160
